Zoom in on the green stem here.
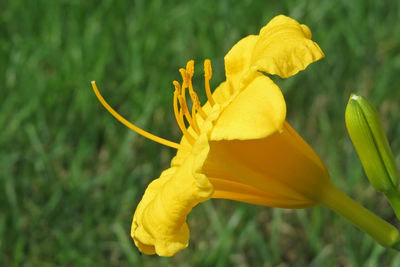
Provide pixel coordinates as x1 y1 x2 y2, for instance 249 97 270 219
320 184 399 248
386 189 400 221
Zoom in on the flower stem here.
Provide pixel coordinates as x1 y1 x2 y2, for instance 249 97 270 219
320 184 399 248
386 189 400 221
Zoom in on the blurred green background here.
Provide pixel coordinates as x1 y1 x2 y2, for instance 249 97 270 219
2 0 400 266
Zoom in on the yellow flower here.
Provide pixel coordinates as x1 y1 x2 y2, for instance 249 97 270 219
92 15 400 256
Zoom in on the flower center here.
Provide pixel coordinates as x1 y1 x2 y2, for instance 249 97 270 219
91 60 215 150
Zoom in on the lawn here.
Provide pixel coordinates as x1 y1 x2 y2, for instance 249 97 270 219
2 0 400 266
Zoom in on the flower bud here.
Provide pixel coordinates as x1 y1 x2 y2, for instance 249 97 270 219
345 94 398 192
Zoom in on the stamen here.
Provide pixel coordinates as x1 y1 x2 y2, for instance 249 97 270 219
186 60 194 80
174 79 199 135
178 68 189 104
178 95 193 126
179 68 188 90
91 81 186 150
172 80 181 95
187 74 208 120
179 110 195 145
188 90 201 113
173 89 196 145
173 90 183 129
196 105 208 121
204 59 215 106
190 104 200 134
174 80 193 125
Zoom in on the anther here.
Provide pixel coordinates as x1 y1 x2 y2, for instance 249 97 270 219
173 80 181 95
186 60 195 79
204 59 212 78
174 80 191 124
179 68 187 87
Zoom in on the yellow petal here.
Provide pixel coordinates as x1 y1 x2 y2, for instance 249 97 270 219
250 15 324 78
131 134 213 256
203 122 331 205
210 73 286 140
224 35 258 92
210 177 314 208
198 81 235 115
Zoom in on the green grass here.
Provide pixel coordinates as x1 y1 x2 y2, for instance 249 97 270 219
2 0 400 266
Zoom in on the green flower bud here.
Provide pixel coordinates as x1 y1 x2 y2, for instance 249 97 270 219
345 94 398 192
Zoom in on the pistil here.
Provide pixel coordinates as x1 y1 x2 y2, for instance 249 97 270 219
91 81 186 150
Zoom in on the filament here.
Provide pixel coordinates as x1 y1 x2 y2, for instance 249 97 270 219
173 88 196 145
188 84 207 120
204 59 215 106
191 104 200 134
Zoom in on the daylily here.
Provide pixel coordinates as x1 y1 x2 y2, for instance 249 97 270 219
92 15 400 256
